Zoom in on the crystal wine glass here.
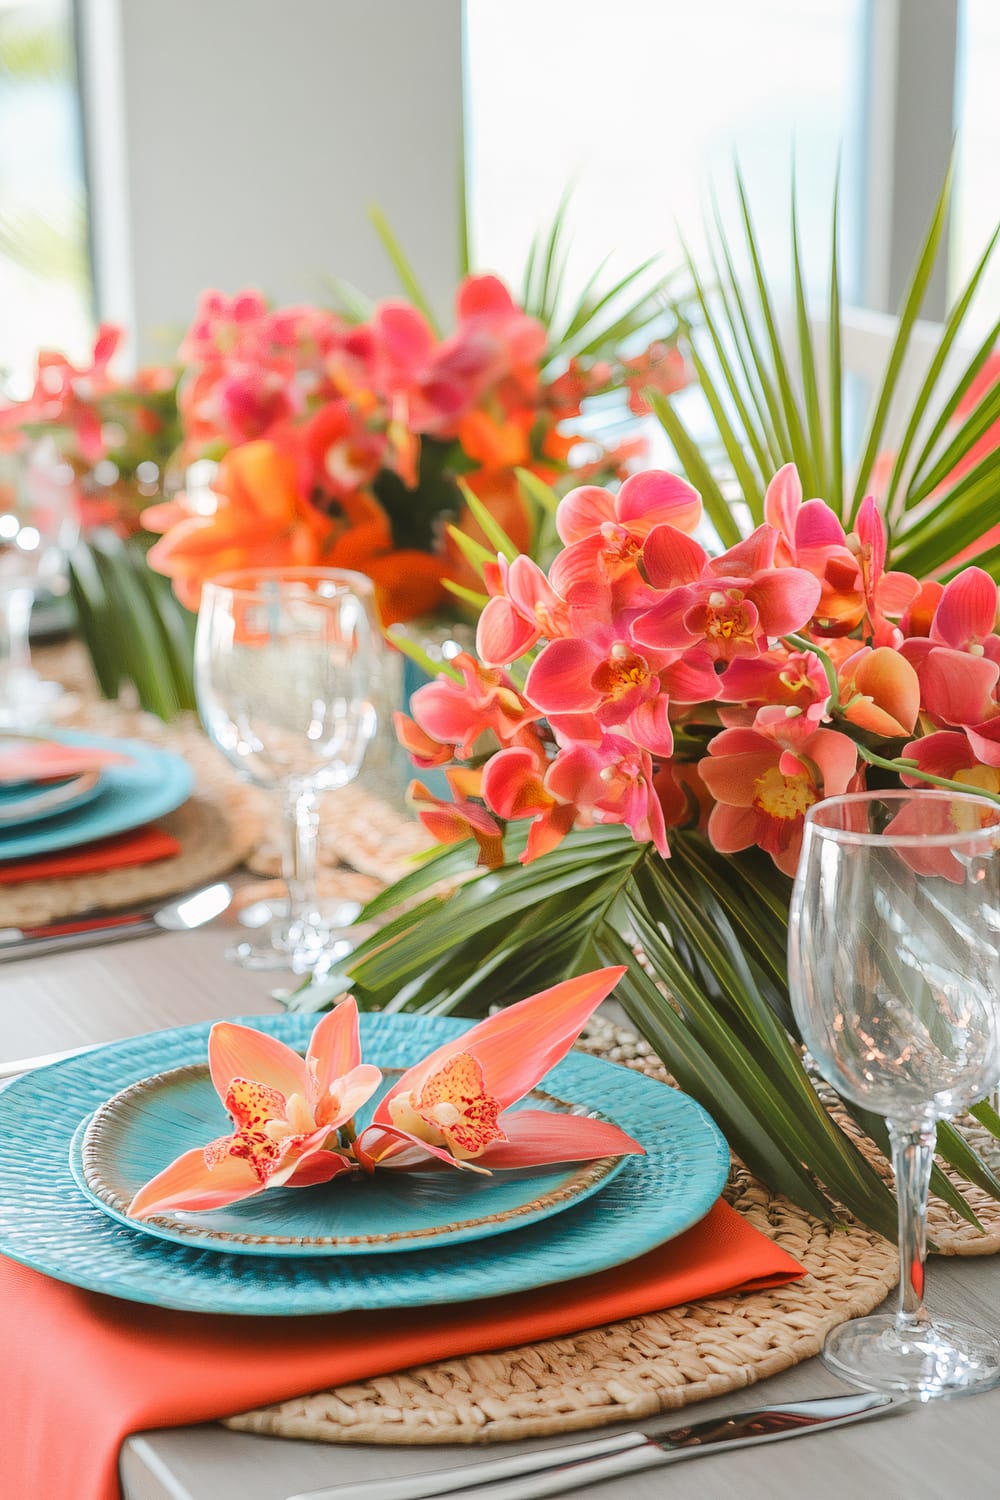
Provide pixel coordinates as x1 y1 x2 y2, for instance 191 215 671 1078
788 788 1000 1397
0 442 80 728
194 567 381 973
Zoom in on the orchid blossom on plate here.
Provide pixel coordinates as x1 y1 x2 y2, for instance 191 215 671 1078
129 999 381 1218
353 967 643 1174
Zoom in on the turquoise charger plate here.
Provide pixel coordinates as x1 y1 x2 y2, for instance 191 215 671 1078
0 730 193 858
71 1062 631 1255
0 1012 730 1316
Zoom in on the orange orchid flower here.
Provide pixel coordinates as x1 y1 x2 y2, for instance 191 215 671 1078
353 967 643 1174
837 646 921 738
144 440 330 610
129 1001 382 1219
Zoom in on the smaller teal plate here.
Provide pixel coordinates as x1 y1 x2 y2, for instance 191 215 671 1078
0 730 193 858
72 1063 628 1256
0 771 102 829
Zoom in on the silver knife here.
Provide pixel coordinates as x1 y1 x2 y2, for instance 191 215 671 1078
0 881 234 963
284 1393 901 1500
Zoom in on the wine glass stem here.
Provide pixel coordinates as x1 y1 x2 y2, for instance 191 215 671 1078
284 785 322 930
888 1115 936 1335
0 587 35 681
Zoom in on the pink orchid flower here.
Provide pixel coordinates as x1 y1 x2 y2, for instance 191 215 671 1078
408 651 542 757
129 1001 382 1219
353 968 643 1174
524 625 668 739
408 775 506 869
480 743 578 863
716 649 829 728
901 729 1000 796
700 717 859 875
928 567 1000 663
545 735 669 855
633 525 821 663
476 554 571 667
555 470 702 548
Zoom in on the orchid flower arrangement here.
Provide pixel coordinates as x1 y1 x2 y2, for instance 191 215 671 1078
129 975 643 1220
395 464 999 883
0 324 181 533
138 277 685 628
277 174 1000 1243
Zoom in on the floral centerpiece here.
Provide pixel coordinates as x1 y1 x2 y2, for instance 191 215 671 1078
0 209 686 714
291 177 1000 1240
0 325 180 533
140 273 684 628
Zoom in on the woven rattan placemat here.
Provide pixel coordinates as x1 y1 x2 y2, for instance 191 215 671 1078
0 693 266 928
223 1021 901 1446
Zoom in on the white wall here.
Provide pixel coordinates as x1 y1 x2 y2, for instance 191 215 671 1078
78 0 465 362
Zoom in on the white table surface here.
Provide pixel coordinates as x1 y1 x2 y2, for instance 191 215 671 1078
3 925 999 1500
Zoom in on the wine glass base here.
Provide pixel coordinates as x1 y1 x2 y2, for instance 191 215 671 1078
822 1313 1000 1399
225 899 363 975
0 671 63 730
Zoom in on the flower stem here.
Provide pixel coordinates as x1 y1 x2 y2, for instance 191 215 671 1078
781 633 842 710
856 743 1000 806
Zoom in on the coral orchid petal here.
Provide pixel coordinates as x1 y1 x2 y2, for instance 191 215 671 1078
374 967 626 1122
306 998 362 1096
129 1146 263 1219
208 1021 308 1105
479 1109 643 1168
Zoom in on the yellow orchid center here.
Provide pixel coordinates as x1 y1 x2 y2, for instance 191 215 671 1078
954 766 1000 800
205 1077 317 1185
388 1052 507 1161
753 765 817 823
704 589 754 643
598 522 642 577
593 643 651 701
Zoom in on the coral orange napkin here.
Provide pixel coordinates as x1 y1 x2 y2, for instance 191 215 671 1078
0 742 129 785
0 825 181 883
1 1200 805 1500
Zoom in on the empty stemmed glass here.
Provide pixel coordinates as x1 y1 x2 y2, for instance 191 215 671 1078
194 567 381 973
788 788 1000 1398
0 442 80 728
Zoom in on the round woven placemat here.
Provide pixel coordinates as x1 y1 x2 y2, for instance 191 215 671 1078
0 674 267 927
223 1021 900 1447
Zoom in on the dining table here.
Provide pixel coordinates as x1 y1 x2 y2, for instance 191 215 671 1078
3 917 1000 1500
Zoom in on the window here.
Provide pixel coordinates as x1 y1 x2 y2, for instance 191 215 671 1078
464 0 868 308
0 0 92 390
952 0 1000 330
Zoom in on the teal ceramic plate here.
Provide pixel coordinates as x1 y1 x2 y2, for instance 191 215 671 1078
0 730 192 857
0 1013 730 1316
72 1062 630 1256
0 770 103 829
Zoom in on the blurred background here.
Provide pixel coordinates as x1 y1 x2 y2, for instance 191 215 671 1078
1 0 996 382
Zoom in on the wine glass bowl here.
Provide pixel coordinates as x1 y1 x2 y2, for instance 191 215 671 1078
0 443 80 728
194 567 381 972
789 789 1000 1398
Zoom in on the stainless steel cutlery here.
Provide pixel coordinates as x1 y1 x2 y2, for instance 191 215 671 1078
284 1392 902 1500
0 880 234 962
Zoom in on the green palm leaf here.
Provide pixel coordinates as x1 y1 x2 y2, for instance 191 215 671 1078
658 169 1000 576
297 820 999 1238
68 535 196 716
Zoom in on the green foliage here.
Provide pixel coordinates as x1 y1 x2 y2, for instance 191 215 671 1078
656 168 1000 581
283 174 1000 1235
287 821 998 1237
67 534 197 719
